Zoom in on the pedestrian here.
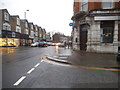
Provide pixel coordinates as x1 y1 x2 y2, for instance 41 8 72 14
68 42 70 49
64 42 67 49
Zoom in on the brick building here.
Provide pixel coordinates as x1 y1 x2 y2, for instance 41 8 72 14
0 9 49 47
71 0 120 53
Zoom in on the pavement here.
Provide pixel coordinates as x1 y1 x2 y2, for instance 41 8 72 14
46 47 120 68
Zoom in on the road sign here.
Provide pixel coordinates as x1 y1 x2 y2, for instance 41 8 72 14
69 23 73 26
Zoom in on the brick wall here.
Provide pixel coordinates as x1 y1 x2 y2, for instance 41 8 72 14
88 2 102 11
115 1 120 8
74 2 80 14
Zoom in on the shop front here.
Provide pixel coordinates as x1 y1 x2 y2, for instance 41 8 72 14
0 38 20 47
1 30 20 47
20 34 29 46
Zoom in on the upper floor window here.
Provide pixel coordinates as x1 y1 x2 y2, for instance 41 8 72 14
35 26 38 31
31 31 34 37
16 26 21 33
24 29 29 34
4 12 9 21
17 18 20 25
81 0 88 11
31 25 33 29
102 1 113 9
3 23 11 31
40 34 42 37
25 22 28 28
35 32 38 36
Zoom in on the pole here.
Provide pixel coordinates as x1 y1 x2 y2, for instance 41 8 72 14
24 10 29 19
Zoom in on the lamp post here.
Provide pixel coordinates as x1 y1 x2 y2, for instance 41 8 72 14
24 10 29 19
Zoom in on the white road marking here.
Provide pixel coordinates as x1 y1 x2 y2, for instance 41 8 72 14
13 76 26 86
34 63 40 68
27 68 35 74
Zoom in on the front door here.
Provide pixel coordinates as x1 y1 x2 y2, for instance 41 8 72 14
80 24 88 50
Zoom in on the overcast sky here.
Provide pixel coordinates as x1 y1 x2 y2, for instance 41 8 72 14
0 0 73 36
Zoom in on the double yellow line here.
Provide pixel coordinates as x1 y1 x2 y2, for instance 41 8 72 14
40 57 120 72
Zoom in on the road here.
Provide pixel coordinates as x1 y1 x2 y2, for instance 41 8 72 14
2 46 119 88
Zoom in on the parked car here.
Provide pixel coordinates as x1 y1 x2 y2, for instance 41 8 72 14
55 43 65 47
38 42 47 47
31 42 38 47
47 42 53 46
59 43 65 47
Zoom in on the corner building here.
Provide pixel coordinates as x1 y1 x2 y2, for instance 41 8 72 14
72 0 120 53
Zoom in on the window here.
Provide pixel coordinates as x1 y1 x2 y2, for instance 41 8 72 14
100 21 114 43
16 26 21 33
4 12 9 21
25 22 28 28
75 38 78 42
102 1 113 9
17 18 20 25
35 32 38 36
31 25 33 29
31 31 34 37
3 23 11 31
25 29 28 34
40 34 42 37
81 0 88 11
35 26 38 31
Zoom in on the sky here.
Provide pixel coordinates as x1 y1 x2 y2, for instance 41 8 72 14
0 0 74 36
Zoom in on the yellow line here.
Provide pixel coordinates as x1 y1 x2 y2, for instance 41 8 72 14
41 57 120 72
71 65 120 71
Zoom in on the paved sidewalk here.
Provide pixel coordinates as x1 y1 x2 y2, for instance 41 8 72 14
47 47 120 68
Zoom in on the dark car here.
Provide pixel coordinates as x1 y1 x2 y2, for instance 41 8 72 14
38 42 47 47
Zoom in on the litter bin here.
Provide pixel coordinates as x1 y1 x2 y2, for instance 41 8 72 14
117 47 120 61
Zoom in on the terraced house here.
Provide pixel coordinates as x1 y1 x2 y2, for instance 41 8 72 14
34 25 39 42
20 19 30 46
10 15 21 46
0 9 51 47
72 0 120 53
0 9 12 46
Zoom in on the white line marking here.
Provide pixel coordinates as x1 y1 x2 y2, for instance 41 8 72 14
27 68 35 74
13 76 26 86
34 63 40 68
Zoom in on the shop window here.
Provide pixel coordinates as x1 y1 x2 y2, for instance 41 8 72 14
100 21 114 43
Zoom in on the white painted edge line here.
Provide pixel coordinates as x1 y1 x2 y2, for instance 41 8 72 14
27 68 35 74
34 63 40 68
13 76 26 86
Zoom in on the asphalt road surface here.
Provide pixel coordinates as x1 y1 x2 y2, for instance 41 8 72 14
2 46 119 88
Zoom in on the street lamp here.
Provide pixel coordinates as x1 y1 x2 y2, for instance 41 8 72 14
24 10 29 19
